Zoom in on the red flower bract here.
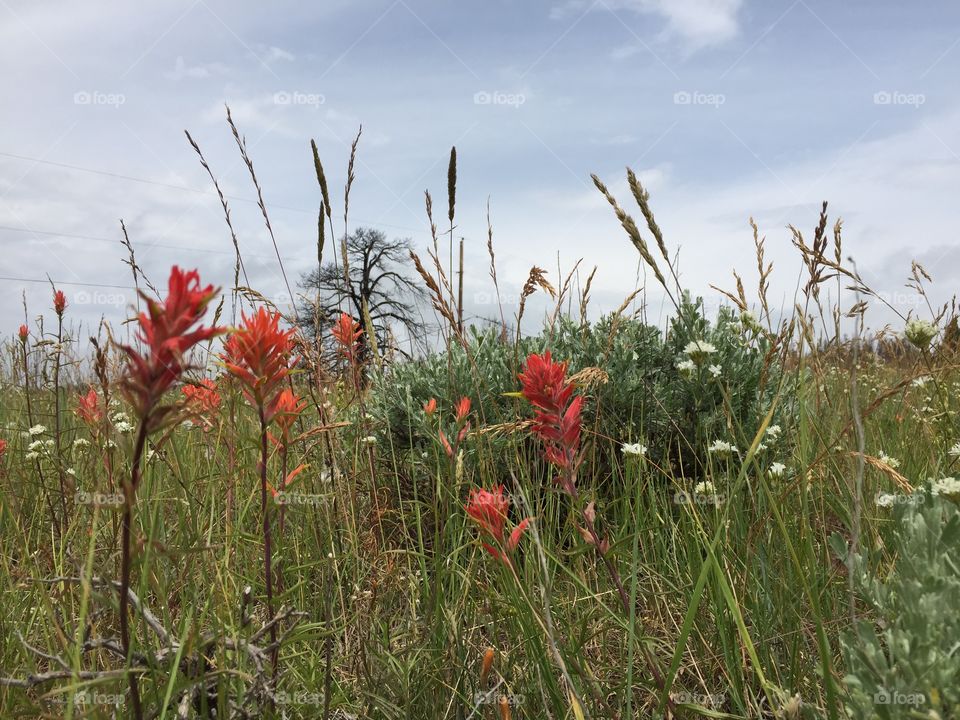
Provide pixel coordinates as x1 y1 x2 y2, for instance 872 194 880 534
518 352 583 469
17 324 28 342
465 486 531 563
120 266 222 426
222 307 297 419
75 386 103 425
53 289 67 316
182 379 222 429
331 312 363 362
270 387 306 441
0 439 6 457
423 398 437 416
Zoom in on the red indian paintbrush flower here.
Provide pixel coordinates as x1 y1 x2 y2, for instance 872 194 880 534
331 312 363 361
518 351 583 469
438 396 472 457
182 378 221 413
270 387 306 442
75 386 103 425
222 308 297 418
423 398 437 416
0 439 7 458
18 324 28 342
53 289 67 316
454 396 471 423
119 266 222 428
465 486 531 564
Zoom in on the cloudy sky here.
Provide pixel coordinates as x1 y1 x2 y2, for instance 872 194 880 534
2 0 959 341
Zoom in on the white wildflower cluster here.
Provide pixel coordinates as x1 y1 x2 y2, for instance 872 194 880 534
904 318 937 349
693 480 715 495
361 435 377 446
677 358 696 375
708 364 722 378
73 438 90 448
768 462 786 478
948 441 960 458
621 442 647 457
877 452 900 469
910 375 931 388
112 412 135 434
740 310 763 334
875 492 898 509
931 476 960 498
707 439 738 456
28 424 46 436
684 340 717 365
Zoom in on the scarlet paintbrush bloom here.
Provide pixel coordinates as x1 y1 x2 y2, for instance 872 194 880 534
17 324 28 342
0 439 6 458
518 352 583 469
270 387 306 442
75 386 103 425
182 378 221 414
120 267 222 427
423 398 437 416
53 289 67 316
454 396 471 424
331 312 363 362
465 485 531 563
222 308 297 418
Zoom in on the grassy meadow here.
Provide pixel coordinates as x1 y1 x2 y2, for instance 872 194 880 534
0 142 958 720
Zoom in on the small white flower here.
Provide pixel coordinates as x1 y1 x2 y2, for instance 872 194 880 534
361 435 377 446
877 452 900 469
25 451 39 460
948 441 960 458
765 425 782 439
145 449 155 463
73 438 90 448
694 480 715 495
875 492 897 508
910 375 931 388
932 476 960 498
43 439 54 447
676 358 696 374
769 462 786 478
707 439 738 456
684 340 717 365
621 442 647 457
708 364 722 378
114 421 135 434
28 440 44 452
28 424 46 436
181 420 194 430
112 411 130 424
66 468 76 477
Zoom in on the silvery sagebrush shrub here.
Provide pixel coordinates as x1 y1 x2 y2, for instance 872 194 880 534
369 293 781 489
831 490 960 720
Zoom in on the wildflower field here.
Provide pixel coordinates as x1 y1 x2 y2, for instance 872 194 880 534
1 146 959 720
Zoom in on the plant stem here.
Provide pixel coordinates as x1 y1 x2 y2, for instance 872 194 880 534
258 408 277 672
120 420 148 720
